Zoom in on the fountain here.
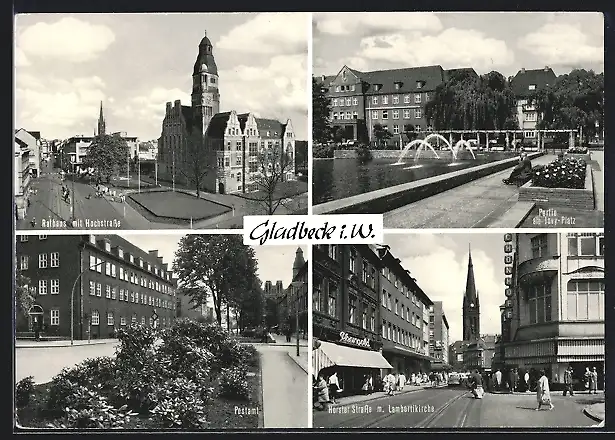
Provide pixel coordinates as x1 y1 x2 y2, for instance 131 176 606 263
396 139 440 164
423 133 452 151
452 139 476 160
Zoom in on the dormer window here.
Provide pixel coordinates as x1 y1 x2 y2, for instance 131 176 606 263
416 81 424 89
266 131 270 137
89 235 96 244
139 259 144 268
374 84 382 92
148 263 152 271
342 70 347 81
394 81 403 90
104 241 111 252
335 86 340 92
129 254 134 264
118 247 124 258
528 84 536 90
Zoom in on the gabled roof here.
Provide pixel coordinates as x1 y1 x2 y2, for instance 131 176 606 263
256 118 285 138
511 67 557 97
27 131 41 140
206 111 232 138
181 106 193 132
360 65 447 94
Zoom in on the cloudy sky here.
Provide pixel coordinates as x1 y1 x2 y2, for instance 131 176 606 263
15 13 309 141
118 234 307 306
383 233 508 343
313 12 604 77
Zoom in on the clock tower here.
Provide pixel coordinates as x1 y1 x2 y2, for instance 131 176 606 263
463 245 480 342
191 30 220 137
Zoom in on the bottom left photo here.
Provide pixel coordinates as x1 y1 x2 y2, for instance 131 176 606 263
14 233 309 430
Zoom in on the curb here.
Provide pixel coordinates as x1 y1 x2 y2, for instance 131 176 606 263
286 351 308 374
15 340 117 348
583 406 604 423
257 353 264 429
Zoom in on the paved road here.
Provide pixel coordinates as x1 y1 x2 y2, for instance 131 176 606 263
256 344 309 428
313 386 596 428
15 342 120 384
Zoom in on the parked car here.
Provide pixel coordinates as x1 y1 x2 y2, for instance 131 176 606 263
448 372 462 386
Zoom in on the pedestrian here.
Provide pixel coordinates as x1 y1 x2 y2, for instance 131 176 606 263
563 366 574 397
27 198 31 208
584 367 591 393
524 371 530 392
314 374 330 411
470 370 484 399
411 372 416 385
494 369 502 391
398 371 406 392
589 367 598 394
30 217 36 228
536 370 554 410
361 374 371 395
328 372 341 404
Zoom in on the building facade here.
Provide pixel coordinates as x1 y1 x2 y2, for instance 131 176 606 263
158 31 295 195
317 65 477 145
429 301 450 367
510 67 557 145
283 248 308 336
16 234 178 340
502 233 605 388
463 335 497 371
15 129 41 178
14 137 32 221
375 245 433 377
312 244 392 395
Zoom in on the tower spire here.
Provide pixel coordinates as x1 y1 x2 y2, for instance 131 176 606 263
98 101 106 136
463 243 480 341
465 245 477 302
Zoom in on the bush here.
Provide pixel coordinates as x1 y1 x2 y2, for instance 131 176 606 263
115 324 158 366
112 360 164 413
218 367 250 400
532 157 587 189
313 144 335 159
355 144 373 163
164 319 228 355
239 344 259 368
216 339 248 371
48 385 137 429
156 334 214 383
46 366 91 411
80 357 116 389
15 376 35 408
150 378 209 429
568 146 589 154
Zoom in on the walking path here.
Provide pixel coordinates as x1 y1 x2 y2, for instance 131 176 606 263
583 402 605 423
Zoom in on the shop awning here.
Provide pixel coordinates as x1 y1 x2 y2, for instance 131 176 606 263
313 341 393 376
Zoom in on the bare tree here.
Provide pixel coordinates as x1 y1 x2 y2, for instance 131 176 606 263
179 131 216 198
250 144 296 215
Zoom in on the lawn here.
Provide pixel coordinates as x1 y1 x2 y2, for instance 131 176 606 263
129 190 231 221
15 321 261 430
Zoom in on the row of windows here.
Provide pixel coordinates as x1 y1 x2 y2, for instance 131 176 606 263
381 291 424 329
530 233 604 259
332 93 429 107
526 280 605 324
46 309 174 328
87 280 175 310
382 320 426 350
89 255 173 295
20 253 59 270
19 235 48 242
375 124 431 135
347 294 376 331
372 108 423 120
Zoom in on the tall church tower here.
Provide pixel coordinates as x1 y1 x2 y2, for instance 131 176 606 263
293 247 305 279
97 101 106 136
462 245 480 342
191 30 220 137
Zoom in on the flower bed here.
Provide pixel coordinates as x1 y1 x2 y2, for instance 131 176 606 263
15 321 261 430
565 147 591 162
519 157 594 210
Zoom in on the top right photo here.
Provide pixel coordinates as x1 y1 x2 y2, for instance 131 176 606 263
312 12 604 229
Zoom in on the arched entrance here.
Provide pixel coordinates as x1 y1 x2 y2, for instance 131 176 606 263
218 182 225 194
28 304 44 332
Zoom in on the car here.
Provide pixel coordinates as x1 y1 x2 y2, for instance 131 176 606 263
448 372 461 386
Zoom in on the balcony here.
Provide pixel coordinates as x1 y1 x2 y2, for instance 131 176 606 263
517 256 559 285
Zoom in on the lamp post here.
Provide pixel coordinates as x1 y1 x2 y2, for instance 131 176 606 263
71 259 106 345
291 280 307 357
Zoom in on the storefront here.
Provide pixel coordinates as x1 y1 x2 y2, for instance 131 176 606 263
313 331 392 397
382 345 433 378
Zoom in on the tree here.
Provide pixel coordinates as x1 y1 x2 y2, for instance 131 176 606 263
173 235 259 326
312 77 332 144
529 69 604 144
250 144 296 215
16 269 35 320
179 131 216 198
402 124 416 144
83 134 130 183
373 123 392 148
231 278 265 331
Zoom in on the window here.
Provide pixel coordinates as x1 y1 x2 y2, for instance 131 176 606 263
132 315 137 324
531 234 548 258
141 316 146 325
349 249 356 273
96 283 102 297
371 110 378 119
51 279 59 295
353 111 358 119
381 290 387 307
39 279 48 295
415 93 421 103
414 109 422 119
382 320 387 339
372 96 378 105
567 280 604 321
395 299 399 315
370 310 375 331
91 310 100 326
105 262 111 276
393 95 399 104
335 86 340 92
90 280 95 295
382 110 388 119
529 84 536 90
38 253 48 268
106 285 111 298
20 255 28 270
327 281 337 316
121 316 127 326
362 306 367 329
346 98 351 106
104 241 111 252
345 111 351 119
97 258 102 273
339 99 345 107
38 234 47 240
20 235 28 242
568 233 603 256
48 252 59 267
524 131 536 138
119 267 124 279
382 96 388 105
525 112 537 122
51 309 59 326
387 293 392 310
107 312 114 326
111 287 117 300
348 295 356 324
528 282 552 324
353 97 358 105
393 110 399 120
393 326 397 343
351 85 355 91
89 255 96 270
403 109 410 119
416 81 423 89
387 323 391 340
404 95 410 104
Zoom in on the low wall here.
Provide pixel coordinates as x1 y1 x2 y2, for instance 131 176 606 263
313 152 544 215
334 149 455 160
518 165 594 210
564 152 592 162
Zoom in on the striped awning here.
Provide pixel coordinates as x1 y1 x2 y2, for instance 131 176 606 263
312 341 393 377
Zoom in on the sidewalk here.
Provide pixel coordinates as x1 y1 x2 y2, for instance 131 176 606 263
329 383 440 407
16 338 118 348
583 402 605 423
286 349 308 374
270 333 308 347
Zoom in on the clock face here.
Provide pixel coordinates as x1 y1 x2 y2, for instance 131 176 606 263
205 95 212 104
470 303 475 308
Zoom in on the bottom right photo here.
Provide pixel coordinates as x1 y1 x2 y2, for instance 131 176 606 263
311 232 605 428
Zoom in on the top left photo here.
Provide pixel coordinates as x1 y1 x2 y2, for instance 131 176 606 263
14 12 309 231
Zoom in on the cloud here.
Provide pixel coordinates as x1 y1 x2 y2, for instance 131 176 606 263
313 55 370 76
314 12 442 36
359 28 515 72
217 12 308 55
387 235 503 343
17 17 115 63
15 47 30 67
15 74 107 134
113 87 191 125
518 23 603 68
220 54 307 119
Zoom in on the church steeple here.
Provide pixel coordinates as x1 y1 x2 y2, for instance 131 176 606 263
97 101 106 136
191 30 220 136
292 247 305 279
463 244 480 342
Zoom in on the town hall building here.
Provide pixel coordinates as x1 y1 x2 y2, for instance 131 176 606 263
158 31 296 194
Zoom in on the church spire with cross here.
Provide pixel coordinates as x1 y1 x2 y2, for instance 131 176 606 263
463 243 480 341
97 101 106 136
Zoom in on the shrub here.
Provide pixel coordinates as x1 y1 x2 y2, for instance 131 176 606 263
79 357 116 389
218 367 250 400
115 324 158 366
568 146 589 154
15 376 35 408
112 361 164 413
313 144 335 159
355 144 373 163
164 319 228 355
150 378 209 429
47 385 137 429
216 339 247 372
46 366 91 411
532 157 587 189
156 334 214 383
238 344 259 368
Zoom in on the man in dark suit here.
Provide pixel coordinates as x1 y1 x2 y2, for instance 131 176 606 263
563 366 574 396
503 153 532 185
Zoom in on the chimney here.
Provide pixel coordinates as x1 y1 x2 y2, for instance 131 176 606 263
166 102 172 114
520 68 526 74
149 250 158 258
157 256 164 265
162 263 168 271
174 100 181 108
544 66 550 71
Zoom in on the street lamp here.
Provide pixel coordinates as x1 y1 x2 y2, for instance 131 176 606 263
71 259 106 345
291 280 307 357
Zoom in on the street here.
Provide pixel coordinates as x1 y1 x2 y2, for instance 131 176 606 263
313 386 597 428
255 343 309 428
